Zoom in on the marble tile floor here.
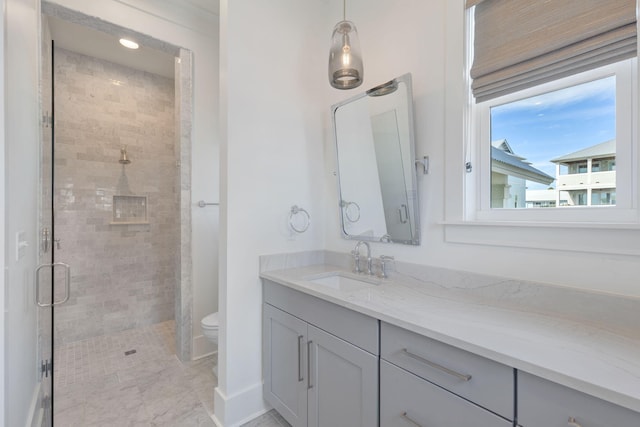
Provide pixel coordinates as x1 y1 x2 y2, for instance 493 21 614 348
241 410 291 427
53 320 217 426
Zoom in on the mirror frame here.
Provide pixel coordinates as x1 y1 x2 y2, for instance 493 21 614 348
331 73 421 245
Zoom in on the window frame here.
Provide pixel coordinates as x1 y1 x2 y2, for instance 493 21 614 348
466 40 639 225
442 2 640 257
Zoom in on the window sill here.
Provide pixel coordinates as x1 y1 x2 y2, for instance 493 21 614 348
442 220 640 230
441 220 640 256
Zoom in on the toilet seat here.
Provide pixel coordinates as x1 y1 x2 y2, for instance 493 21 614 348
201 312 219 329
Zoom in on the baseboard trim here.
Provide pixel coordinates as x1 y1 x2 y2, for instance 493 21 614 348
211 409 271 427
213 382 268 427
211 413 224 427
192 349 218 361
233 408 271 427
193 334 217 359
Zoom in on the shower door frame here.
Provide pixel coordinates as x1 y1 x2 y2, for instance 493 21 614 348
36 29 55 427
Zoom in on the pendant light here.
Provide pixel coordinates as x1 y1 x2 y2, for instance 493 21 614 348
328 0 363 90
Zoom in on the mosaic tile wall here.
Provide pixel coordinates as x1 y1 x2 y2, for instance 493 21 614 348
53 47 178 344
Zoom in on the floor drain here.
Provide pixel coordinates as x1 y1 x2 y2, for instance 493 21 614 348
124 349 137 356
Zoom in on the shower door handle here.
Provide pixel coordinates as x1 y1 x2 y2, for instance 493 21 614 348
35 262 71 307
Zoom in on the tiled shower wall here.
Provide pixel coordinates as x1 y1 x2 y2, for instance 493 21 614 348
54 47 178 344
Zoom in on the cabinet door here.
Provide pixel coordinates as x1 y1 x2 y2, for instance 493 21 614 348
263 304 308 427
381 360 512 427
307 325 378 427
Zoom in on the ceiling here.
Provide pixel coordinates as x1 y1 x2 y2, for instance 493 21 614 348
45 0 221 78
47 15 176 78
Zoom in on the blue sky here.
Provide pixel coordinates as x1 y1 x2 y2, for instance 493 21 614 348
491 76 616 190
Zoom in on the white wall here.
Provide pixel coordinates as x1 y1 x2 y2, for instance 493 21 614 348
0 0 6 421
216 0 327 424
3 1 41 425
324 0 640 298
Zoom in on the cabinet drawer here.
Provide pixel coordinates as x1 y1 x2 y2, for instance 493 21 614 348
381 360 512 427
263 279 378 355
381 322 513 419
519 371 640 427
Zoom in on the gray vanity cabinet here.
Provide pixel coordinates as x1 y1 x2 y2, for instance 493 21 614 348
262 280 379 427
381 322 514 420
263 303 308 427
307 324 378 427
518 371 640 427
380 322 514 427
381 360 512 427
263 277 640 427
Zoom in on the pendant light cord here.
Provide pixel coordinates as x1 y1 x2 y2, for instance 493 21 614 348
343 0 346 21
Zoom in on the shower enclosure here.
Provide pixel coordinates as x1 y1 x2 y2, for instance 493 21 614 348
35 5 196 423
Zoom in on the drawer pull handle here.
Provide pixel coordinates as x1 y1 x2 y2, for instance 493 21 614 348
402 348 472 382
401 412 423 427
568 417 582 427
298 335 304 382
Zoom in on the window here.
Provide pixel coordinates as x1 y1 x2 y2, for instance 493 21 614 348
576 191 588 206
489 76 616 210
465 0 638 223
592 189 616 206
473 61 635 220
443 1 640 255
595 158 616 172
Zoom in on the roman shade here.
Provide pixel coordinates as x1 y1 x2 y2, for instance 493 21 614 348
468 0 637 102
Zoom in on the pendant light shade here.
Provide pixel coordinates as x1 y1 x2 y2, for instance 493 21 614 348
329 7 363 90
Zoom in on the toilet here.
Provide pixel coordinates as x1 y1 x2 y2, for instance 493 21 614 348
201 312 219 375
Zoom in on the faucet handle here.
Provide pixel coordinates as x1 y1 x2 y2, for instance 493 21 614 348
378 255 395 279
351 250 361 273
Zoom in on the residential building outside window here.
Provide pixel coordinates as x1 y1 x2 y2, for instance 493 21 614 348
551 140 617 207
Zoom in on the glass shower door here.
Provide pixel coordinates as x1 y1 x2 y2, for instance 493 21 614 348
36 35 75 427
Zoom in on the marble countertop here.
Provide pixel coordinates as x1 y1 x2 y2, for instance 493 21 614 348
260 261 640 414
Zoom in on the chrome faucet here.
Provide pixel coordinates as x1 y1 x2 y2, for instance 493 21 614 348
353 241 373 275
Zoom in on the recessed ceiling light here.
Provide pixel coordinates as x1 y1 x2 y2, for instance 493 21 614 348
119 38 139 49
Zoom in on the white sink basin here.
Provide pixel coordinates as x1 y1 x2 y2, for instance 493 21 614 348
306 273 379 292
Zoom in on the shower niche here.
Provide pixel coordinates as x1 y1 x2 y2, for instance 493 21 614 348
111 195 149 224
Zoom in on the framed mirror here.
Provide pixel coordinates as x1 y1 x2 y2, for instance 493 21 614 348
331 73 420 245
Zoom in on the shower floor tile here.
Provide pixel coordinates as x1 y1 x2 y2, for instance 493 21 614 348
53 320 217 426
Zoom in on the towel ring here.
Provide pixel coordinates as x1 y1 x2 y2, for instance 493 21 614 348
341 200 361 222
289 205 311 233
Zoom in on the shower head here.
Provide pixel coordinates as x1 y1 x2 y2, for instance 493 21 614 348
119 146 131 164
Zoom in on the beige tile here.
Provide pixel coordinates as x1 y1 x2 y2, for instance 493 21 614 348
54 46 178 345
